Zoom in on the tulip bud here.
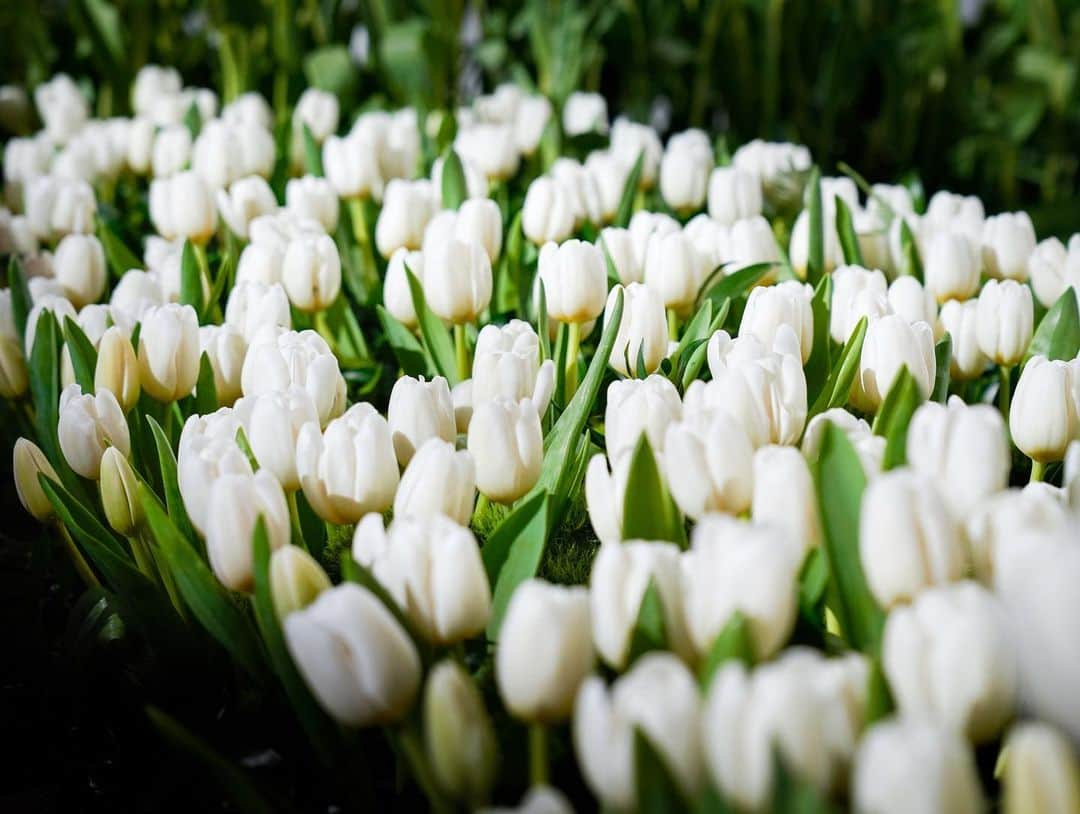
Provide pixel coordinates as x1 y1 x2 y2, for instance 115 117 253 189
514 94 552 157
292 88 339 144
830 265 888 345
13 437 59 521
0 336 28 398
604 375 681 464
323 131 384 201
375 179 438 258
552 157 603 227
57 384 131 480
281 233 342 313
597 227 641 285
383 248 424 329
610 117 662 188
1028 235 1080 308
132 66 181 117
206 470 290 592
196 324 245 406
453 123 520 182
906 397 1009 519
1003 722 1080 814
982 212 1036 281
740 280 815 364
496 580 592 722
471 320 554 417
137 303 201 403
296 404 400 524
424 660 497 806
284 583 421 726
216 176 278 240
266 545 329 621
151 124 192 178
455 198 503 264
888 276 938 332
924 230 980 303
149 171 218 244
975 279 1033 366
704 649 869 811
852 315 936 412
852 719 983 814
100 446 143 536
536 239 607 325
938 299 989 381
605 283 668 378
225 280 292 343
521 177 575 246
393 438 476 525
285 176 339 233
34 74 88 145
859 469 966 608
562 91 608 137
584 452 634 544
423 237 493 324
242 329 346 428
352 512 491 643
643 230 705 316
659 130 712 214
707 167 763 225
574 654 703 810
883 581 1016 742
53 234 106 309
1009 356 1080 463
752 445 822 561
728 214 783 272
467 397 543 504
802 408 885 476
388 375 456 468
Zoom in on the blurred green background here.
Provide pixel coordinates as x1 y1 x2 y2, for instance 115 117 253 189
4 0 1079 234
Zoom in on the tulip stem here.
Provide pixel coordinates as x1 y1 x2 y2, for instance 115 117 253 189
128 533 158 580
56 523 99 589
998 365 1011 423
667 308 680 341
565 321 581 400
142 530 187 622
1030 459 1045 483
398 727 452 814
347 197 380 300
287 490 307 551
529 723 548 787
453 322 470 382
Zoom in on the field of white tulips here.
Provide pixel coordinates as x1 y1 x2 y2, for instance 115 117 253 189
3 27 1080 814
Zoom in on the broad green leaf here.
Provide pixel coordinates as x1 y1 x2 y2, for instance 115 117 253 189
803 276 833 406
798 548 829 616
96 219 142 279
698 611 752 689
614 151 645 228
146 706 276 814
835 196 864 266
439 148 468 210
669 299 713 376
302 123 323 177
865 657 895 725
376 305 428 376
812 424 884 653
39 474 129 564
808 316 867 420
202 251 235 323
303 45 355 97
140 485 263 676
600 236 622 286
481 490 548 584
405 266 458 384
1026 287 1080 362
898 218 923 282
251 524 339 763
28 311 65 469
536 280 550 363
635 728 688 814
806 166 824 285
179 241 203 313
932 335 951 404
487 493 551 640
700 262 774 310
63 316 98 393
193 352 218 416
772 750 837 814
622 435 683 545
8 256 31 342
871 367 921 470
625 578 667 666
147 416 199 545
183 101 202 140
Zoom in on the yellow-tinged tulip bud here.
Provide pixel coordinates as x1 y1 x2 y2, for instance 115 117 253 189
100 446 142 536
13 437 58 521
95 326 140 413
1004 722 1080 814
424 660 497 807
270 545 331 621
0 335 28 398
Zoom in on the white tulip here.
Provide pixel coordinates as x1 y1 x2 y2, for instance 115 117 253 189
740 280 815 364
241 329 346 428
224 280 292 343
57 384 130 480
25 295 77 357
1027 235 1080 308
25 176 97 240
551 158 603 227
296 403 399 524
574 654 702 810
323 131 384 200
383 248 424 329
387 375 456 468
887 275 937 333
830 265 888 344
610 118 662 187
198 323 246 406
584 452 635 544
538 239 607 324
643 229 705 316
789 207 843 280
496 579 592 721
393 438 476 525
982 211 1036 281
562 92 608 137
431 153 487 200
659 130 712 213
1009 356 1080 463
467 397 543 504
95 325 140 413
234 386 318 492
137 303 201 402
939 299 989 380
707 167 763 225
583 150 628 223
852 315 936 412
149 171 218 244
52 233 106 309
629 211 680 270
1002 722 1080 814
923 230 980 303
353 512 491 644
604 375 681 464
859 469 966 608
682 214 731 274
681 515 799 660
34 74 88 145
176 412 251 535
727 215 783 272
522 176 575 246
216 176 278 239
471 319 554 417
965 485 1068 585
752 445 822 562
514 94 552 156
270 544 331 620
282 233 341 312
222 92 274 131
453 123 519 182
423 237 492 324
191 120 250 190
732 139 812 187
605 283 668 378
205 470 290 592
3 135 52 195
13 437 59 521
292 88 339 144
597 227 641 285
132 65 181 117
284 583 421 726
975 278 1033 366
375 178 437 258
151 124 192 178
925 190 985 243
663 410 754 520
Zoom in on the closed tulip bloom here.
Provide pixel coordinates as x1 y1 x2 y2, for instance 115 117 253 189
740 281 815 364
1028 235 1080 308
728 214 783 272
453 123 519 182
224 280 292 343
199 324 246 406
584 452 636 544
704 650 869 811
234 386 318 492
137 303 200 402
859 469 966 608
659 133 711 213
270 545 331 620
281 233 341 313
574 654 702 810
422 237 492 324
589 541 694 669
191 120 253 190
707 167 763 225
296 404 399 524
383 248 424 329
604 375 682 464
215 176 277 240
926 190 986 241
514 94 552 157
883 581 1016 743
388 375 456 468
887 275 937 333
352 512 491 643
562 91 608 137
57 383 131 480
292 88 339 144
982 212 1036 281
454 198 503 264
14 437 60 521
375 179 437 258
551 158 603 227
132 65 181 117
681 515 799 661
964 485 1068 585
97 445 141 537
752 445 822 562
605 283 668 377
468 397 543 503
34 74 88 145
522 176 575 246
53 234 106 309
581 151 626 223
285 176 339 233
241 329 346 428
284 583 421 727
471 320 554 417
110 270 164 317
94 326 140 413
222 92 273 131
26 176 98 240
25 296 77 358
1009 356 1080 463
205 470 290 592
629 210 681 271
1003 722 1080 814
610 118 662 188
597 227 641 284
323 131 384 200
537 239 607 324
496 579 592 722
683 214 731 272
176 416 250 532
643 229 705 316
830 265 888 344
938 299 988 381
393 438 476 525
923 230 980 303
150 123 192 178
790 208 844 280
975 279 1033 366
852 719 982 814
149 171 217 244
0 336 27 398
852 315 936 412
906 397 1009 519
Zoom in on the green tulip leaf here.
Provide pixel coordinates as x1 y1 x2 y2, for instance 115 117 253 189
486 492 551 640
614 151 645 228
625 578 668 667
622 434 684 545
63 315 98 393
147 415 199 547
8 255 32 342
803 275 833 406
1026 287 1080 363
96 218 142 280
698 610 753 690
376 305 428 377
865 656 895 725
193 352 219 416
700 262 774 310
835 195 864 267
871 366 921 470
806 166 824 285
808 316 867 420
635 727 688 814
439 147 468 210
405 265 459 384
179 240 203 314
932 334 951 404
898 218 923 282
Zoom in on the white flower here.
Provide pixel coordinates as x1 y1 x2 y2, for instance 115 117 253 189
387 375 456 468
562 92 608 137
205 470 290 592
57 384 131 480
241 329 346 428
467 397 543 504
707 167 763 225
393 438 476 525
